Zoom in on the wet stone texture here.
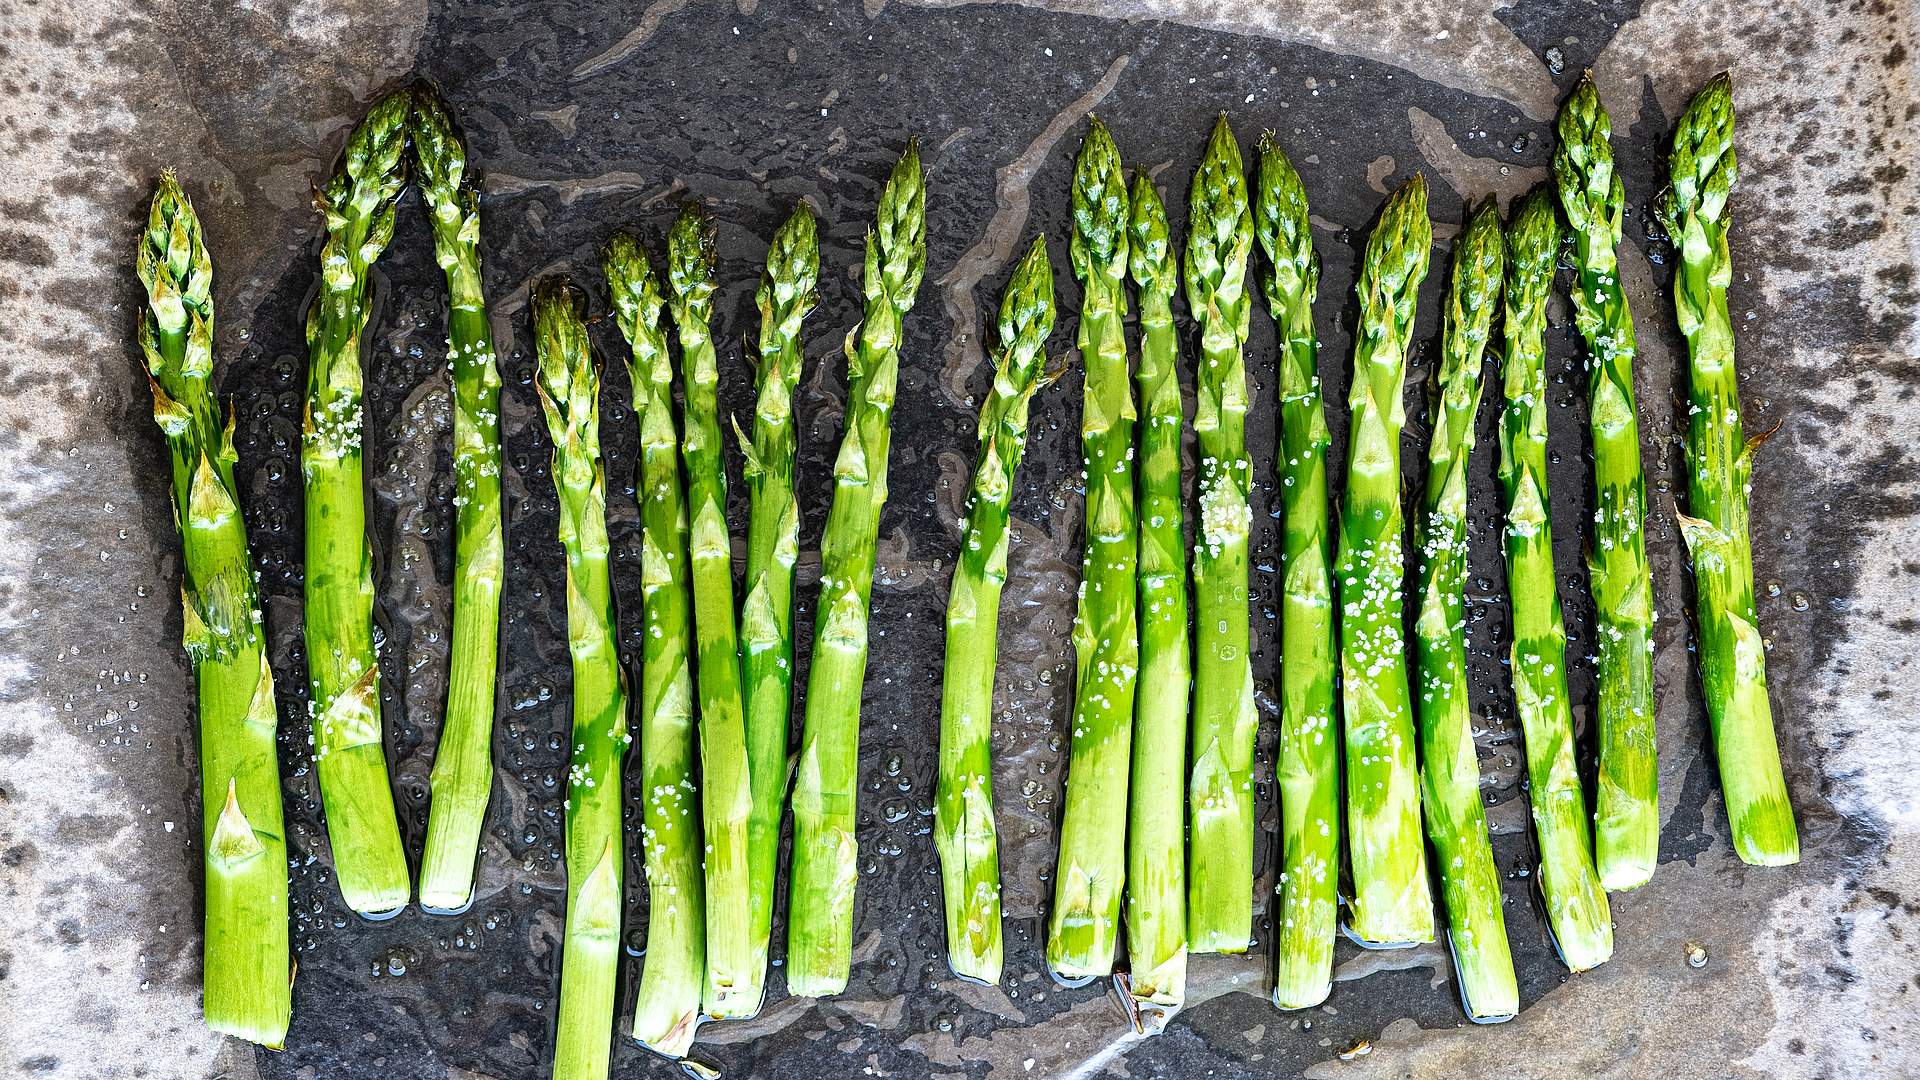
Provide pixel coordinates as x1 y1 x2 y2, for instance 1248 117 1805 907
1 1 1916 1079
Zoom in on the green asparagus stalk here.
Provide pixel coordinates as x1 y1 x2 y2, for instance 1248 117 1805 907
936 236 1056 985
1339 174 1434 946
138 174 292 1047
788 141 927 997
1123 170 1189 1008
1048 118 1140 982
730 204 821 1015
1657 74 1799 866
1412 197 1518 1018
605 235 706 1056
1184 114 1258 955
533 278 632 1079
1251 136 1340 1009
410 84 505 913
663 203 754 1016
1554 74 1659 892
301 91 412 915
1500 188 1614 972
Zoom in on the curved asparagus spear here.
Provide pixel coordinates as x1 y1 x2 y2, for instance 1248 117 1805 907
1500 188 1613 971
788 142 927 997
1339 174 1434 946
533 278 632 1079
936 237 1056 985
1657 74 1798 866
1554 74 1658 892
727 204 820 1016
606 235 706 1056
1413 197 1517 1017
1252 136 1339 1008
411 84 505 913
301 91 411 915
137 174 292 1047
663 202 754 1016
1184 114 1258 955
1048 117 1140 982
1124 169 1189 1008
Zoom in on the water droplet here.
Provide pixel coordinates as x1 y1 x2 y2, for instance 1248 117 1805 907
1545 47 1565 73
1789 592 1810 612
1685 940 1708 968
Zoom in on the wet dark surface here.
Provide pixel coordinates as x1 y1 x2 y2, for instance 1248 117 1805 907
5 1 1912 1079
209 4 1731 1076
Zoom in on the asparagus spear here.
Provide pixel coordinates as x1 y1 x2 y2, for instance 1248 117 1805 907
1553 74 1659 892
663 202 755 1016
1252 136 1339 1009
1339 174 1435 946
788 141 927 997
1412 197 1518 1018
731 204 821 1015
1657 74 1799 866
605 235 706 1056
1048 117 1140 982
137 174 292 1047
301 90 412 915
1123 169 1189 1008
410 84 505 913
1499 188 1614 970
1184 114 1258 955
936 236 1056 985
533 278 632 1079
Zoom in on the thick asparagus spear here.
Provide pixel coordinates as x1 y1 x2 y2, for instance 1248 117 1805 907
301 91 411 915
137 174 292 1047
1184 114 1258 955
1500 188 1614 972
1123 170 1189 1008
1048 117 1140 982
1657 74 1799 866
410 84 505 913
663 202 754 1016
1413 197 1518 1018
730 204 820 1015
1252 136 1340 1009
1339 174 1435 946
788 142 927 997
605 235 706 1056
1554 74 1659 891
936 237 1056 985
533 278 632 1079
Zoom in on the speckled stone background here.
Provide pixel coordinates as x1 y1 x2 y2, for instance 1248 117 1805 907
2 1 1916 1078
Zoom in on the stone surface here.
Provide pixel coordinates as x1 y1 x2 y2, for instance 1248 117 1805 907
0 2 1914 1079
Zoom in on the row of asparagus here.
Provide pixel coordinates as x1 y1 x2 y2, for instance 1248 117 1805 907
135 69 1796 1064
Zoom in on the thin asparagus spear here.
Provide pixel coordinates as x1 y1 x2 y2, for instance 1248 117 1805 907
936 236 1056 985
1413 197 1518 1018
728 204 821 1016
137 174 292 1047
1184 114 1258 955
606 234 706 1056
1124 169 1189 1008
1048 117 1140 982
411 84 505 913
1658 74 1798 867
1500 187 1614 971
788 142 927 997
663 202 754 1016
533 278 632 1079
1554 73 1659 891
1339 174 1435 946
1252 136 1339 1009
301 91 412 915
